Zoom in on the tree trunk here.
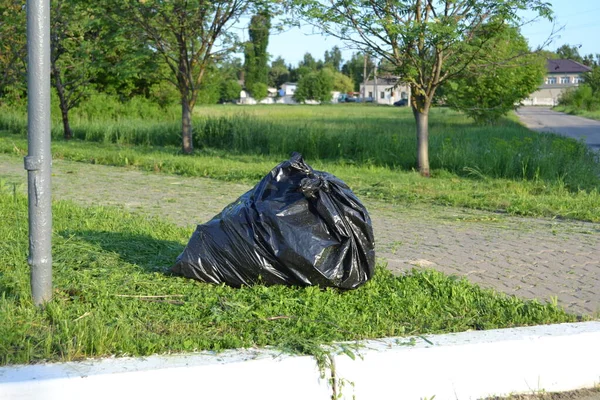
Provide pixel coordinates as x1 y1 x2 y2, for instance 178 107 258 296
181 98 193 154
413 107 430 177
51 64 72 140
59 102 72 141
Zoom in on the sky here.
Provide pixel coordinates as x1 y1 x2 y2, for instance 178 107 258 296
260 0 600 66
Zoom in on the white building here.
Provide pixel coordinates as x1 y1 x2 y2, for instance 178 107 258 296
360 77 411 105
275 82 298 104
525 59 591 106
238 87 278 105
239 82 342 105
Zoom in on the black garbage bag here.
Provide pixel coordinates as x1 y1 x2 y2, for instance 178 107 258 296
171 153 375 289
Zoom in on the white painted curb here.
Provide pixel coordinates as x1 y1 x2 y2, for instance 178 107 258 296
1 321 599 400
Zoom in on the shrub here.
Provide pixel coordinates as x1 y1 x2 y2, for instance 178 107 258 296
559 85 600 111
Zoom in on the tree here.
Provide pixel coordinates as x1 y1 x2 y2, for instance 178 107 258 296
324 46 343 71
444 25 546 124
220 56 244 82
220 79 242 102
296 0 553 176
556 44 583 63
51 0 104 139
298 52 319 70
251 82 269 100
268 56 290 87
583 65 600 95
341 52 374 92
293 69 334 103
331 70 354 92
244 12 271 98
0 0 27 103
115 0 252 154
582 54 600 68
217 56 243 102
90 14 163 101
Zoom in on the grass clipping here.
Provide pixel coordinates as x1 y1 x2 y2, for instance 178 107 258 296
0 183 576 365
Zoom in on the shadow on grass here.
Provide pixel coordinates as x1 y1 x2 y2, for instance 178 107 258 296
60 230 184 274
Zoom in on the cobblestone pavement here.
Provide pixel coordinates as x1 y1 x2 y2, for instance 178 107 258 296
2 153 599 316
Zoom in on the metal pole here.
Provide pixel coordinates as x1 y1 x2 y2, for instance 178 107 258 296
362 53 367 102
374 61 378 105
26 0 53 306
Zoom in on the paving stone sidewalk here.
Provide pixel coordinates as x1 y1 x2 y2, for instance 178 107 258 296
1 154 599 316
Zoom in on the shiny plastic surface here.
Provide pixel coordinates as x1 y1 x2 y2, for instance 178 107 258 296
171 153 375 289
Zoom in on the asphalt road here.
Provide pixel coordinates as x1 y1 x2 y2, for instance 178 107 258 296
515 106 600 152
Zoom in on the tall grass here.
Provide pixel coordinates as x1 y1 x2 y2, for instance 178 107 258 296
554 105 600 121
1 103 598 191
3 135 599 221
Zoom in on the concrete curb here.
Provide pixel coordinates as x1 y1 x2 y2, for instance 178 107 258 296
1 321 599 400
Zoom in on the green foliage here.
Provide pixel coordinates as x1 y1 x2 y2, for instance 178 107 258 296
2 104 599 202
0 184 577 364
268 56 290 88
324 46 343 71
341 53 373 92
51 0 113 138
552 106 600 121
248 82 268 101
220 80 242 103
294 69 334 102
445 26 546 124
583 65 600 95
299 52 319 70
244 13 271 93
115 0 247 105
85 2 164 100
193 66 226 105
582 54 600 67
296 0 553 107
3 129 599 221
113 0 254 152
149 80 180 108
555 44 583 63
558 86 600 112
213 57 244 103
331 69 354 93
548 45 599 67
558 65 600 112
0 0 27 103
293 0 554 175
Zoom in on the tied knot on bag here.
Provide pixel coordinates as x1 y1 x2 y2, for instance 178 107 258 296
300 173 330 199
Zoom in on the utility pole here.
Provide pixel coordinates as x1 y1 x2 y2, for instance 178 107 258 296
374 60 378 105
362 52 367 101
26 0 53 306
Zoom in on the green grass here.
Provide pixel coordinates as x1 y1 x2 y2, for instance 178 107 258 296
2 104 599 191
2 133 599 221
553 105 600 121
0 183 577 365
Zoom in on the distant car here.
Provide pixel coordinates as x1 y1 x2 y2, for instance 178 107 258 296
338 93 370 103
393 99 408 107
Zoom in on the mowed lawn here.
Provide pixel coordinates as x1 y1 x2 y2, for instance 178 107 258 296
0 103 597 365
0 183 578 366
